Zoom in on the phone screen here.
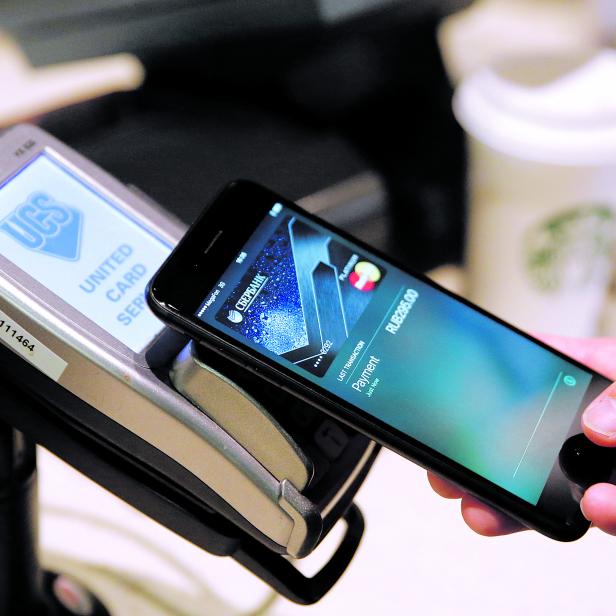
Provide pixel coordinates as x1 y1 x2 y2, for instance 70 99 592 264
194 201 594 508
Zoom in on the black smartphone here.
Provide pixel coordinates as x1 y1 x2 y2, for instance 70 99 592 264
148 180 611 541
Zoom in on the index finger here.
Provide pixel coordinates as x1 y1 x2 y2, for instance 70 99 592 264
427 471 465 499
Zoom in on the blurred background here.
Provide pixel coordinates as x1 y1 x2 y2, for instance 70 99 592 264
3 0 616 614
1 0 472 270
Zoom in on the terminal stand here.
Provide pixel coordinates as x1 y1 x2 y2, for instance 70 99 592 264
0 362 372 610
0 417 109 616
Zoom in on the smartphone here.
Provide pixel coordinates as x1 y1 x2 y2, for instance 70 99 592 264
148 180 611 541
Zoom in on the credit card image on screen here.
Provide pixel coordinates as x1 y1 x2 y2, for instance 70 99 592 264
148 180 611 542
211 214 385 377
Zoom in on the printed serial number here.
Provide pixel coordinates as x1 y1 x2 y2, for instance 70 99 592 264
0 320 36 352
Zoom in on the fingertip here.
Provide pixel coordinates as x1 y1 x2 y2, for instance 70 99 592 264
580 483 616 535
582 395 616 447
582 423 616 448
427 472 465 499
460 496 526 537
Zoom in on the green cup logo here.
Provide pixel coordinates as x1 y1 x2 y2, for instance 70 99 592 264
524 205 616 292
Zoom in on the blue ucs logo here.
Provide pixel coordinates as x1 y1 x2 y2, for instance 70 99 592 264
0 192 82 260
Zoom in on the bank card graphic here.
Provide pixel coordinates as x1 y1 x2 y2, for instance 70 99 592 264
216 216 385 376
0 192 82 260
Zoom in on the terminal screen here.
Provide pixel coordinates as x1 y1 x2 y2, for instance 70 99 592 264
0 152 171 352
196 203 593 505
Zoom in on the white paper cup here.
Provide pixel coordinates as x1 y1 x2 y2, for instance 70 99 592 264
454 51 616 336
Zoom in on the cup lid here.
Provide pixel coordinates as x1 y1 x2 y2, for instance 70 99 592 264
453 49 616 165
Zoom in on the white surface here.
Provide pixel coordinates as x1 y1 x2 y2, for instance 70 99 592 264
39 446 614 616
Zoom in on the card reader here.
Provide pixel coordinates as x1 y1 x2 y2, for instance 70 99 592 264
0 125 378 598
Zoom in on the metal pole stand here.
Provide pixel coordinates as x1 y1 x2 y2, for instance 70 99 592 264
0 419 110 616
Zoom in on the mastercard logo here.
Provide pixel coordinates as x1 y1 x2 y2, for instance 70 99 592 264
349 261 381 292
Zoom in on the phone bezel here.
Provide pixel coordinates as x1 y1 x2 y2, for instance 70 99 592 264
148 180 610 541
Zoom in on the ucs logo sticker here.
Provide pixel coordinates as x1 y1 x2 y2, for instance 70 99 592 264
0 192 82 260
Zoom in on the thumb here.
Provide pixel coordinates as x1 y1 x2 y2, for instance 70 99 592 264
582 383 616 447
580 483 616 534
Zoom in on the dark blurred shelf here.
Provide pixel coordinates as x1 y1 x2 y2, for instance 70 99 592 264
33 0 468 272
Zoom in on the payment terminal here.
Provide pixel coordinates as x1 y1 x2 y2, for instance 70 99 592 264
0 124 378 604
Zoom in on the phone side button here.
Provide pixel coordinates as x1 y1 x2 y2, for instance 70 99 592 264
314 420 349 461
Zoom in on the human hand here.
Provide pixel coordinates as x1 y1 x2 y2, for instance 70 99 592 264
427 335 616 536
